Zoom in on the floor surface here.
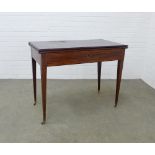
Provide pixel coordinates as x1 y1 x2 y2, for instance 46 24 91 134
0 79 155 143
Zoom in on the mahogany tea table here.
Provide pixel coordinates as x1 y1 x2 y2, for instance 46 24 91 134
29 39 128 124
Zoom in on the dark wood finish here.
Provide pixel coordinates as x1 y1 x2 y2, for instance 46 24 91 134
29 39 127 53
45 48 124 66
29 39 128 124
32 58 37 105
41 57 47 124
115 58 124 107
31 48 41 65
97 62 102 92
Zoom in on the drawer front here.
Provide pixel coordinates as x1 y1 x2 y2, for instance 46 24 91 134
45 48 125 66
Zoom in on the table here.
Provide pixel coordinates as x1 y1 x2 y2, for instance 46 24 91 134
29 39 128 124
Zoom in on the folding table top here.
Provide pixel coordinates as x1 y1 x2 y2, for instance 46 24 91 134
29 39 128 53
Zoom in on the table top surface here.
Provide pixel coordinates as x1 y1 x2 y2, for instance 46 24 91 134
29 39 128 53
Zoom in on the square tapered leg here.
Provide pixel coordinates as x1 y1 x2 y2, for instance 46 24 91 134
115 59 124 107
41 65 47 124
32 58 37 105
97 62 102 92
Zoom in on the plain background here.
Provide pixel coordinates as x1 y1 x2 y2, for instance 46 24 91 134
0 12 155 88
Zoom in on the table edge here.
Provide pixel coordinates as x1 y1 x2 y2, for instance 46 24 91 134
28 42 128 53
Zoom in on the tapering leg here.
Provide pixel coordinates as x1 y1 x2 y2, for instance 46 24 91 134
97 62 102 92
41 65 47 124
115 59 124 107
32 58 37 105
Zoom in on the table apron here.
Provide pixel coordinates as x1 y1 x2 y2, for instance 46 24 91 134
44 49 125 66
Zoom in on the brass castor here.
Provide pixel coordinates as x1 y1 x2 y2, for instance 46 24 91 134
41 120 46 125
114 103 118 107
